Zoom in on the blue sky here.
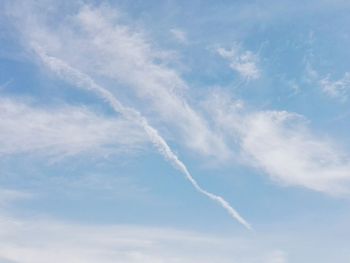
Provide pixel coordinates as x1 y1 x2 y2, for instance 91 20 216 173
0 0 350 262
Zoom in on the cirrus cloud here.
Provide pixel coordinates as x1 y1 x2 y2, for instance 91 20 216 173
0 97 147 158
206 92 350 195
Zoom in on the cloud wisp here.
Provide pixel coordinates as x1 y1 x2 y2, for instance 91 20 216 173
206 93 350 195
319 72 350 101
306 63 350 101
33 46 251 230
0 215 291 263
170 28 188 44
217 44 260 80
11 3 230 160
0 97 146 157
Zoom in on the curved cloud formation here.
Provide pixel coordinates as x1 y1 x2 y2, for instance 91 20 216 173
206 93 350 195
33 46 251 230
8 2 230 160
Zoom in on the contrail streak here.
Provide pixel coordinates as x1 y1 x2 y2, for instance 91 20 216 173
34 46 252 230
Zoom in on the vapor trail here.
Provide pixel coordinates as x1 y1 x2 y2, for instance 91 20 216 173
34 47 252 230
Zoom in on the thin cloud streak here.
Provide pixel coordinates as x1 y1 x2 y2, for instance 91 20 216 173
0 215 289 263
0 97 146 157
34 46 251 230
13 4 230 160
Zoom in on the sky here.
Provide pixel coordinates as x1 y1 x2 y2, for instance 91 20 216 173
0 0 350 262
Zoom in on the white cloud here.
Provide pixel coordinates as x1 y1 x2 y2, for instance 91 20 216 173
0 216 285 263
305 63 350 101
8 2 230 160
170 28 188 44
217 45 260 80
30 45 250 229
0 98 147 158
240 111 350 194
206 92 350 195
319 72 350 101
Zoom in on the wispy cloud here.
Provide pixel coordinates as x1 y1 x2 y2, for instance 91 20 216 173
206 92 350 195
3 2 251 229
239 111 350 194
1 0 350 261
0 97 147 157
36 46 251 229
217 44 260 80
170 28 188 44
306 63 350 101
319 73 350 101
0 215 284 263
8 2 229 160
